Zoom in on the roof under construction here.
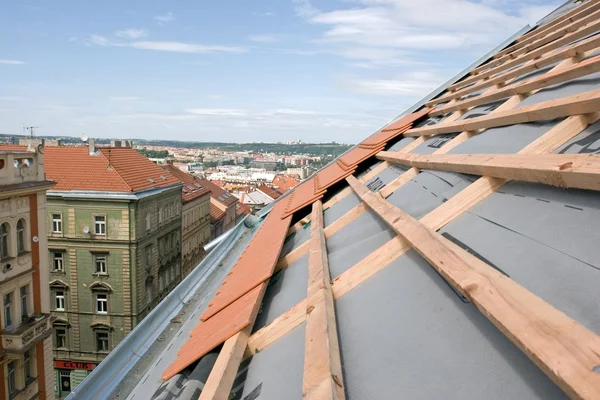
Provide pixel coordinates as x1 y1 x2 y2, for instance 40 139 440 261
69 1 600 399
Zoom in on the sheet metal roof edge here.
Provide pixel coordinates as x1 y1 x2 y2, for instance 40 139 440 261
65 214 258 400
388 24 533 123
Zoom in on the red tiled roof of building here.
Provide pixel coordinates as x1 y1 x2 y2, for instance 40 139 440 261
162 164 210 203
209 203 226 222
273 175 299 192
236 202 251 217
0 145 181 193
201 179 238 207
257 185 282 200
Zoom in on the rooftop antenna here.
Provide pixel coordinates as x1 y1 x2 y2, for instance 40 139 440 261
24 126 39 139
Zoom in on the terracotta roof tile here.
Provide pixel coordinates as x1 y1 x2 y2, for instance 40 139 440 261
161 282 266 381
202 179 238 206
273 175 299 191
280 178 325 220
360 108 430 147
257 185 282 199
210 203 226 222
338 145 386 171
0 145 181 193
314 161 356 192
201 200 292 321
236 203 251 217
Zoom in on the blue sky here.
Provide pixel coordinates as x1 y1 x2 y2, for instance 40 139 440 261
0 0 558 144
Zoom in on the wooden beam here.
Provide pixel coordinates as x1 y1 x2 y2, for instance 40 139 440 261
378 152 600 191
346 175 600 400
491 0 600 61
199 283 267 400
303 200 345 400
428 33 600 106
379 167 419 198
450 13 600 91
405 87 600 137
431 54 600 117
245 298 307 360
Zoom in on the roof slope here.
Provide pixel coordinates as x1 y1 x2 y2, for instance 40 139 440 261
202 178 238 206
0 145 181 192
163 164 211 202
70 2 600 399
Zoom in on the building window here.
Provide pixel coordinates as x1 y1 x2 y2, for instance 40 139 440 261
94 216 106 235
53 252 64 271
16 219 26 254
94 255 107 275
146 281 152 305
96 331 109 352
55 326 68 348
24 349 32 381
7 360 16 396
55 290 65 311
158 271 164 292
146 214 151 231
0 222 9 260
159 207 163 223
96 293 108 314
20 285 28 318
4 292 12 329
52 214 62 233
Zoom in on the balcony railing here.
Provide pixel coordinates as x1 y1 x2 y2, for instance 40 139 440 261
2 314 52 352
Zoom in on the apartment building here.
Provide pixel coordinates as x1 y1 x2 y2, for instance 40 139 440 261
0 147 55 400
162 165 211 278
200 180 238 240
0 143 183 398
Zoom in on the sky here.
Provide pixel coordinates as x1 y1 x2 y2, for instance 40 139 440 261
0 0 559 144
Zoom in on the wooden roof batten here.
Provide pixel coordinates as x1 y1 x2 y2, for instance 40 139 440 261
346 175 600 400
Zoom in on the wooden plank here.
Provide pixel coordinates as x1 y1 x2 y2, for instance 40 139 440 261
346 174 600 400
379 167 419 198
303 200 345 400
491 0 600 61
429 33 600 106
198 282 267 400
275 240 309 272
451 12 600 91
405 87 600 137
245 298 307 360
431 54 600 117
379 152 600 191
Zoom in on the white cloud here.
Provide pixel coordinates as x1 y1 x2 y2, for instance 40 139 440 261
110 96 142 102
115 28 148 39
90 35 247 54
155 12 175 25
293 0 320 18
0 59 26 65
249 35 279 43
338 76 440 97
185 108 249 116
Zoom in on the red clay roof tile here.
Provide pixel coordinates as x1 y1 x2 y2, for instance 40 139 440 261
161 282 266 381
202 179 238 207
162 164 211 203
360 108 430 147
200 199 292 321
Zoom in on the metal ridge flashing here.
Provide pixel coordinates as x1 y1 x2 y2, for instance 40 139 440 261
66 214 256 400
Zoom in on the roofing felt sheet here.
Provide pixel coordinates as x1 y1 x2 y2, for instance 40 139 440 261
554 118 600 154
456 99 505 120
335 250 565 399
238 323 305 400
385 170 473 219
364 164 410 187
252 253 309 331
517 72 600 107
323 191 362 228
326 208 397 278
387 137 416 151
162 282 267 381
201 201 291 321
446 120 561 154
411 133 460 154
280 224 310 257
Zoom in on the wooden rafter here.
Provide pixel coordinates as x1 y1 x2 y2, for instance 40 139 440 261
406 88 600 137
303 200 345 399
490 0 600 61
448 13 600 91
428 33 600 107
378 152 600 191
346 175 600 400
431 54 600 117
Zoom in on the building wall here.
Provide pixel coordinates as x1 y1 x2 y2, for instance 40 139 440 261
181 193 211 278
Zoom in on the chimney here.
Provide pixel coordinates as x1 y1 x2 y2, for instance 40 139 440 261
89 138 96 155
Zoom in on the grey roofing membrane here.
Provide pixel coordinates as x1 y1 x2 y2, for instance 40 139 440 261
324 191 362 227
280 222 310 256
335 250 566 399
412 133 459 154
517 72 600 108
555 118 600 154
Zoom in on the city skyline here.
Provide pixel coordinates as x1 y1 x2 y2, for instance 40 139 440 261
1 0 557 143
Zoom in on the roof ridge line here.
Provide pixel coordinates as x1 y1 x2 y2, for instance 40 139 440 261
100 148 135 192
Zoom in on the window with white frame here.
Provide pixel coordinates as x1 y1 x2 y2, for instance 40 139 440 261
17 218 26 254
94 216 106 235
53 252 64 272
55 290 65 311
4 292 12 329
94 255 107 274
96 293 108 314
52 214 62 233
0 222 9 260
